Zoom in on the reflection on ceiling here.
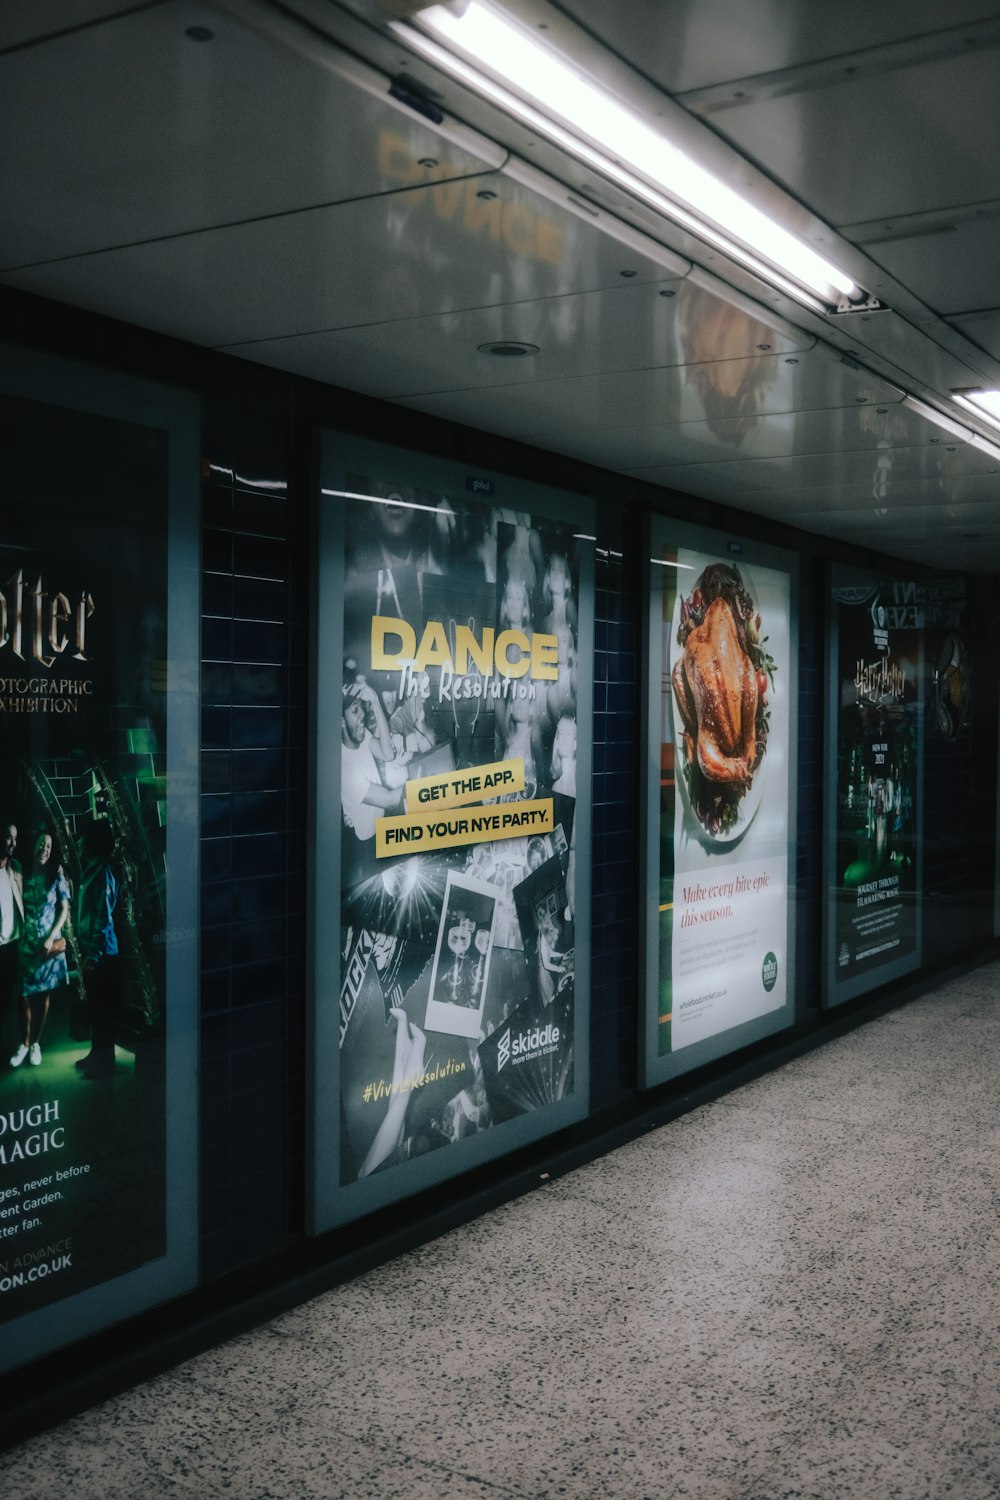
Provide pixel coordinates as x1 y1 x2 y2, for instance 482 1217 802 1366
3 0 1000 573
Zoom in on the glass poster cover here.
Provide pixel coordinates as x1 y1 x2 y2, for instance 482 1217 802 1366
0 347 199 1372
642 518 797 1086
311 433 593 1231
825 566 923 1004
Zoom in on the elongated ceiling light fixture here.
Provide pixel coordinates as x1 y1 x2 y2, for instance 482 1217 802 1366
952 389 1000 432
393 1 866 314
904 395 1000 463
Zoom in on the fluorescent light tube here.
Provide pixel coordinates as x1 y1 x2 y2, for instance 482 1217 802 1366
902 396 972 443
397 1 859 310
952 389 1000 431
903 396 1000 462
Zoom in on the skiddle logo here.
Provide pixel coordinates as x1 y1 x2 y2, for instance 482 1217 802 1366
497 1023 561 1072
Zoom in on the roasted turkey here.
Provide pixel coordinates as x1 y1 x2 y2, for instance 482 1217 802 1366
672 597 758 786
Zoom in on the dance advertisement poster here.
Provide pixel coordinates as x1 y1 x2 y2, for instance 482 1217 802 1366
642 519 797 1086
0 347 198 1373
825 567 922 1005
310 433 593 1231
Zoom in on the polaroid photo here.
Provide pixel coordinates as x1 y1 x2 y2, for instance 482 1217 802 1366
424 870 500 1039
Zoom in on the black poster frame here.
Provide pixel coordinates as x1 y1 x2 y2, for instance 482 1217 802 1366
309 432 594 1233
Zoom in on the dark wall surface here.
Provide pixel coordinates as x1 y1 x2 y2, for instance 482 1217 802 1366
1 282 996 1343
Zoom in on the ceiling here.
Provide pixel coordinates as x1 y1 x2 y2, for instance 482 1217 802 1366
4 0 1000 572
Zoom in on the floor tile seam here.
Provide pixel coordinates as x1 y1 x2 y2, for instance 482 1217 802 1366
348 1430 535 1498
550 1129 850 1169
734 1450 813 1500
5 1419 528 1500
711 1095 990 1130
1 1402 399 1468
537 1143 844 1196
532 1176 942 1241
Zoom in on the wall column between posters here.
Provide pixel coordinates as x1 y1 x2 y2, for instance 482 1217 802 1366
0 344 199 1373
309 433 594 1234
641 516 798 1088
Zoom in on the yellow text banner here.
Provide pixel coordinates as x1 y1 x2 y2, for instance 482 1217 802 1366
404 756 525 814
376 797 553 858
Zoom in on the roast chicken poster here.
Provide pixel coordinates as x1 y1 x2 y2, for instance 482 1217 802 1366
647 536 793 1080
312 440 592 1227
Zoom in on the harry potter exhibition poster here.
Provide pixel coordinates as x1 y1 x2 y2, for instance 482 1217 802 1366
0 348 197 1370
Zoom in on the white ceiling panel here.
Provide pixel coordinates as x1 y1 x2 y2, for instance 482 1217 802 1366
553 0 998 96
781 499 1000 562
0 0 158 51
3 168 690 345
683 49 1000 231
836 308 1000 392
0 0 500 268
224 275 812 398
795 500 1000 533
396 346 903 448
584 402 968 474
632 441 999 506
853 217 1000 322
647 467 1000 517
949 309 1000 363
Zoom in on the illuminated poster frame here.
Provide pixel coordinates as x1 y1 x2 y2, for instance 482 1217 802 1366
824 564 923 1006
310 432 594 1233
641 516 798 1087
0 345 199 1373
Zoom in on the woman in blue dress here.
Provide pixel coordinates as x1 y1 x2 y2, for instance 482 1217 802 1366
10 830 70 1069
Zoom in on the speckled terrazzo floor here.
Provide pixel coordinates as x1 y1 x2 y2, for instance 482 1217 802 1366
6 965 1000 1500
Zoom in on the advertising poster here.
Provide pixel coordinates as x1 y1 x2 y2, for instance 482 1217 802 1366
643 520 796 1085
311 434 593 1231
0 347 198 1373
825 568 922 1004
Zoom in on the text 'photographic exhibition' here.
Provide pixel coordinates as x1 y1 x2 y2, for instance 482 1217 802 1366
0 346 199 1373
643 519 797 1085
311 434 593 1231
825 567 923 1005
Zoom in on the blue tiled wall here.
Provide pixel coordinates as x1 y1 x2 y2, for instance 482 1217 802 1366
590 545 641 1106
199 396 306 1281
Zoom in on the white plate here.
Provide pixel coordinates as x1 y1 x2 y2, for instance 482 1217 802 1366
670 565 770 847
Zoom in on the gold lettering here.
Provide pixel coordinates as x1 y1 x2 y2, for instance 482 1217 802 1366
372 614 559 680
377 130 422 186
371 615 416 670
31 577 55 669
453 624 492 675
496 628 530 679
531 635 559 681
48 592 71 658
73 593 95 662
414 620 451 669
